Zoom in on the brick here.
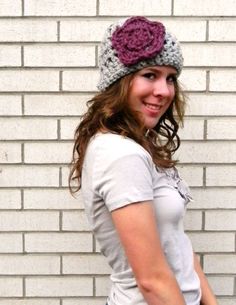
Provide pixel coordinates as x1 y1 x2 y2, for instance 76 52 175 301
24 46 96 67
95 239 102 253
0 255 60 274
63 299 106 305
205 211 236 231
0 0 21 16
0 300 60 305
218 297 236 305
0 70 59 92
188 232 234 252
24 94 90 116
218 299 236 305
0 211 59 231
207 119 236 139
24 0 96 16
60 118 82 140
0 277 22 296
206 166 236 186
0 234 22 252
61 20 112 42
190 188 236 209
178 119 204 140
204 255 236 274
184 210 202 231
95 276 111 296
183 44 236 66
62 211 90 231
179 69 206 91
161 19 206 42
0 95 22 115
174 0 236 16
207 276 234 295
0 118 57 140
0 165 59 187
99 0 171 15
25 233 93 252
187 93 236 116
24 142 73 164
177 142 236 163
62 70 99 92
26 277 93 297
0 143 21 163
24 189 84 210
63 255 111 274
177 165 203 187
0 45 21 66
209 20 236 41
0 20 57 42
62 166 74 187
210 70 236 92
0 190 21 209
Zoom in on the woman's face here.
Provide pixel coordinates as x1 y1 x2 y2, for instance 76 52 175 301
127 66 177 129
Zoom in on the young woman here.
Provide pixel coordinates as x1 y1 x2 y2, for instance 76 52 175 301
70 16 218 305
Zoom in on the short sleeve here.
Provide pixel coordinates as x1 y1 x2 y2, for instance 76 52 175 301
95 152 154 211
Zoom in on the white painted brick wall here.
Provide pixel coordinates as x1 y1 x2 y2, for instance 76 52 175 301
0 190 21 209
0 71 59 91
0 20 57 41
0 278 22 296
0 118 57 140
206 166 236 186
62 255 111 274
62 70 99 91
0 1 235 303
187 93 236 116
209 20 236 41
24 233 93 252
0 300 60 305
0 255 60 274
210 70 236 92
0 0 22 16
0 95 22 115
174 0 236 16
0 45 21 66
99 0 172 16
183 44 236 66
24 0 97 16
25 277 93 296
24 46 96 67
24 94 89 116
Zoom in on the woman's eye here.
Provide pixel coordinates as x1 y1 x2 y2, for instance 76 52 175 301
143 73 156 80
167 75 177 83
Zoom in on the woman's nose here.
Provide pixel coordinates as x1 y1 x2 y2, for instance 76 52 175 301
153 79 171 97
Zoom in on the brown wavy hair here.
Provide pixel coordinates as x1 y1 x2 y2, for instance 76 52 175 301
69 73 186 192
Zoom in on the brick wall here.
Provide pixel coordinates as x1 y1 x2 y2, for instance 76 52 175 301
0 0 235 304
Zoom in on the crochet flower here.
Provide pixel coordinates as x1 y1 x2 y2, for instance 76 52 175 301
111 16 165 66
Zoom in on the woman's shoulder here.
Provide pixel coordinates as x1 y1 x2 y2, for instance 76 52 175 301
87 132 152 162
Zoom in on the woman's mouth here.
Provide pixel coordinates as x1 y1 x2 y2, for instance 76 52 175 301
143 102 161 111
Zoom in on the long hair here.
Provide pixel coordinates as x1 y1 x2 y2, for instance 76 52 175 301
69 73 186 192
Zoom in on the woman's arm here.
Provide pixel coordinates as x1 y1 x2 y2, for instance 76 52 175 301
193 254 218 305
111 201 186 305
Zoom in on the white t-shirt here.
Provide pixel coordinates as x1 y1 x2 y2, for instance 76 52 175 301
81 133 201 305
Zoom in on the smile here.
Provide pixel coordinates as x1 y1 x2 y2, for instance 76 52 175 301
143 102 161 111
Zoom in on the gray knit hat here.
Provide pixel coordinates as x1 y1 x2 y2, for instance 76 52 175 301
97 16 183 91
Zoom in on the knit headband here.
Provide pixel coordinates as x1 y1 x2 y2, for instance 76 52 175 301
97 16 183 91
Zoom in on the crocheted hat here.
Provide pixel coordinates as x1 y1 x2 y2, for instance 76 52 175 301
97 16 183 91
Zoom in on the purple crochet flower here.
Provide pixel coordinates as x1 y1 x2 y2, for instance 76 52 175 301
111 16 165 66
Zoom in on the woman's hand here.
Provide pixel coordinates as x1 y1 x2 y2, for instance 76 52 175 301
111 201 186 305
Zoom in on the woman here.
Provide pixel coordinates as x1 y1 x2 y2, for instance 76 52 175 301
70 16 218 305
